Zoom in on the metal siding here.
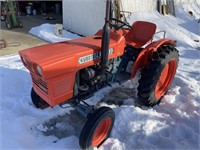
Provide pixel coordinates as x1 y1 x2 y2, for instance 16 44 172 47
63 0 106 36
63 0 157 36
121 0 157 12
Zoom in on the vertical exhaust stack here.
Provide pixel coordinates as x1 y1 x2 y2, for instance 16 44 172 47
100 0 111 73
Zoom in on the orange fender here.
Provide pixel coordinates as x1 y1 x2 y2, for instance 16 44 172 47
131 38 176 78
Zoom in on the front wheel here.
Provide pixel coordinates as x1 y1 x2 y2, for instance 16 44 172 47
137 45 179 107
79 107 115 150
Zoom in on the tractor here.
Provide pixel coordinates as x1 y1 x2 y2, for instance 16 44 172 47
19 0 179 149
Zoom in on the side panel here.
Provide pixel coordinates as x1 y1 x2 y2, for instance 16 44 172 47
131 39 176 78
48 72 75 106
32 72 75 106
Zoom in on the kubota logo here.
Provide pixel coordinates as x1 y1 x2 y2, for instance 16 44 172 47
78 48 114 64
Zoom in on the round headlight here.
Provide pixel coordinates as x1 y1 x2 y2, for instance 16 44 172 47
36 65 43 77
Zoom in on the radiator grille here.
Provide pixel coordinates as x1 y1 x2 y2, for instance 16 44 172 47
21 57 48 94
31 73 48 94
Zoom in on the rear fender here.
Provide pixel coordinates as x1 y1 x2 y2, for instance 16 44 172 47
131 38 176 78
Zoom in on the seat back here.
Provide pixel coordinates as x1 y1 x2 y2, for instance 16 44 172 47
125 21 157 48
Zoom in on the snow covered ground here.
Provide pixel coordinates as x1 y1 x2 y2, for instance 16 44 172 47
0 1 200 150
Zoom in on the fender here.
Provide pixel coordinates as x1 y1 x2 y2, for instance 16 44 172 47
131 38 176 78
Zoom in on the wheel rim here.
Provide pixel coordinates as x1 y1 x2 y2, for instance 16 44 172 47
155 60 177 99
92 118 111 147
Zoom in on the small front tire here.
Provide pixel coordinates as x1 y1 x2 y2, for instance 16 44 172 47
79 107 115 150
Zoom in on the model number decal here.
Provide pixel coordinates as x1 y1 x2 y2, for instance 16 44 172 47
78 48 114 64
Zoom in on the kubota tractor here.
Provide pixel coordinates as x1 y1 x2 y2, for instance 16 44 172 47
19 0 179 149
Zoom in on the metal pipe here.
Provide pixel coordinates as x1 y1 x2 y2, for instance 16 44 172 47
100 0 111 73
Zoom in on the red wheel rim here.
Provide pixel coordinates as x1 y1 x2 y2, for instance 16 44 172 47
92 118 112 147
155 60 177 99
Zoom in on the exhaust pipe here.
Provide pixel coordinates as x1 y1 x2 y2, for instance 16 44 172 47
100 0 111 73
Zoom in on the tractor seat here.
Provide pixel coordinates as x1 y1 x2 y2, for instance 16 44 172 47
125 21 157 48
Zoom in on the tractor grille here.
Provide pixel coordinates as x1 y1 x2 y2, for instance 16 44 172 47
21 57 48 94
31 73 48 94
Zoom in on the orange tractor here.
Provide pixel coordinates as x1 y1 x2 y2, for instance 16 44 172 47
19 0 179 149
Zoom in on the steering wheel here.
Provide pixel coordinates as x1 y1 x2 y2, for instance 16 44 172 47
109 18 132 31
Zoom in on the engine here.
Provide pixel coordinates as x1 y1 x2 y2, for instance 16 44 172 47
75 46 140 97
76 58 119 94
80 68 96 81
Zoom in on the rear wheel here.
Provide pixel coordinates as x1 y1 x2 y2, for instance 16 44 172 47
137 45 179 107
31 88 49 109
79 107 115 150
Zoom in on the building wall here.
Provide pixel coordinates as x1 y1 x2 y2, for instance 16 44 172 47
63 0 157 36
122 0 157 13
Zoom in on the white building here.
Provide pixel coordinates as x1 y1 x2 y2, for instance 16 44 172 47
63 0 158 36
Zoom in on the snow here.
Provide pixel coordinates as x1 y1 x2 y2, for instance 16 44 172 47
1 1 200 150
29 23 81 43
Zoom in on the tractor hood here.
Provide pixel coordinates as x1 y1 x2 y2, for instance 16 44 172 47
19 35 103 79
19 31 125 79
19 36 102 65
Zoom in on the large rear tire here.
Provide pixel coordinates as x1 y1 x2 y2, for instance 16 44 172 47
79 107 115 150
137 45 179 107
31 88 49 109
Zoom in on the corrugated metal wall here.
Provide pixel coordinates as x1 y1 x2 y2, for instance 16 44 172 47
63 0 105 36
122 0 157 13
63 0 157 36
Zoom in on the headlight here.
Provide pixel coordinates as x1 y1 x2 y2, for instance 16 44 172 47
36 65 43 77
